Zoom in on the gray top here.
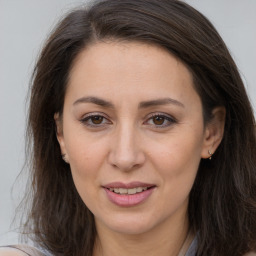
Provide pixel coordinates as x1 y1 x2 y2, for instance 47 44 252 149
185 236 198 256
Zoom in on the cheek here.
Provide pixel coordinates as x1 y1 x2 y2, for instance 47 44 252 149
63 130 109 201
63 119 107 173
150 138 201 214
147 128 204 185
66 138 107 210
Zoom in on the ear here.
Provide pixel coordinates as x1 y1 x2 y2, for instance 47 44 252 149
54 113 69 163
201 107 226 159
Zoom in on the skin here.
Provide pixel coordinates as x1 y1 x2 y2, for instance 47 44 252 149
55 41 225 256
0 249 27 256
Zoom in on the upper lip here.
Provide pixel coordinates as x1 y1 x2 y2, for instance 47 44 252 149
103 182 156 189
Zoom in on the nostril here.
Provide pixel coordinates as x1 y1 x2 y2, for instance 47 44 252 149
107 130 146 171
108 151 145 171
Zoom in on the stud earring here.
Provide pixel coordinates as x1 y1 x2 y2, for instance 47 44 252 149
61 154 69 163
208 150 213 160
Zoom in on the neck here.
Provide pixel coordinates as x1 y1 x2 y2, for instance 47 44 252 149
93 211 190 256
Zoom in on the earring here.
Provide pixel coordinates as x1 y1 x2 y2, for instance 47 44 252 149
62 154 69 163
208 150 213 160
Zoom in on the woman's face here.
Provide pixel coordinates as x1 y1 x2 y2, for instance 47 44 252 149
56 41 216 235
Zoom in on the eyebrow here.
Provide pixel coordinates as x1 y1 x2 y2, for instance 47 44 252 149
73 96 184 108
139 98 184 108
73 96 114 108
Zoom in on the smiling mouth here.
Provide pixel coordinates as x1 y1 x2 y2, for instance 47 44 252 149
107 187 154 195
104 183 156 206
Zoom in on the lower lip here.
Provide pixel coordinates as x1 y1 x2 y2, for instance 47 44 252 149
103 187 155 207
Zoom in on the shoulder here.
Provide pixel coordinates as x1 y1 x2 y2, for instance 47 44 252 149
244 252 256 256
0 245 47 256
0 247 27 256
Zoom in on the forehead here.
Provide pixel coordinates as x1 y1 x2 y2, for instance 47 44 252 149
70 40 190 79
66 41 199 107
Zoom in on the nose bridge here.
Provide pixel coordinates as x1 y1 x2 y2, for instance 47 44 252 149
108 120 144 171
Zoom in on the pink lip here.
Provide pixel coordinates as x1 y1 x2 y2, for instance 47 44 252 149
103 181 155 189
102 182 156 207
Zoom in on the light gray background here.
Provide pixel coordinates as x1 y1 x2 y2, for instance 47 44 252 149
0 0 255 245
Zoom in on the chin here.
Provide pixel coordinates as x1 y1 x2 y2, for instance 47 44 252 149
111 223 153 235
97 213 161 235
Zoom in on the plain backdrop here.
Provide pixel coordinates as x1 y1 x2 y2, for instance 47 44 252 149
0 0 255 245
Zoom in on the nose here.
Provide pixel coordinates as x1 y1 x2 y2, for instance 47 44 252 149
108 123 145 171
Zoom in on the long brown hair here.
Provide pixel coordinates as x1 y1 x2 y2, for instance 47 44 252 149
23 0 256 255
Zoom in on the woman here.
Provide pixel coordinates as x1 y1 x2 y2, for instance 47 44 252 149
1 0 255 255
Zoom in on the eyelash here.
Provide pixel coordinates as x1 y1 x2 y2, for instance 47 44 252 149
80 112 177 129
80 113 111 128
145 113 177 128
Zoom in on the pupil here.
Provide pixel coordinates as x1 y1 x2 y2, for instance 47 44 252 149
92 116 103 124
153 116 164 125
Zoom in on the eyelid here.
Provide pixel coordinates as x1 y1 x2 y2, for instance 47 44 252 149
79 112 112 127
146 112 177 120
144 112 177 128
79 111 177 129
80 111 109 119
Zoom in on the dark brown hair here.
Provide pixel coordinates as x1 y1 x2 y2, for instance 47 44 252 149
23 0 256 255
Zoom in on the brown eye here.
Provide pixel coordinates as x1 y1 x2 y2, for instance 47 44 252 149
91 116 103 124
145 113 176 128
80 114 110 127
152 116 165 125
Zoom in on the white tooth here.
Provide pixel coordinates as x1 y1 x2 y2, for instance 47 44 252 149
109 188 114 192
142 187 148 191
114 188 120 193
128 188 137 195
119 188 128 194
136 187 143 193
